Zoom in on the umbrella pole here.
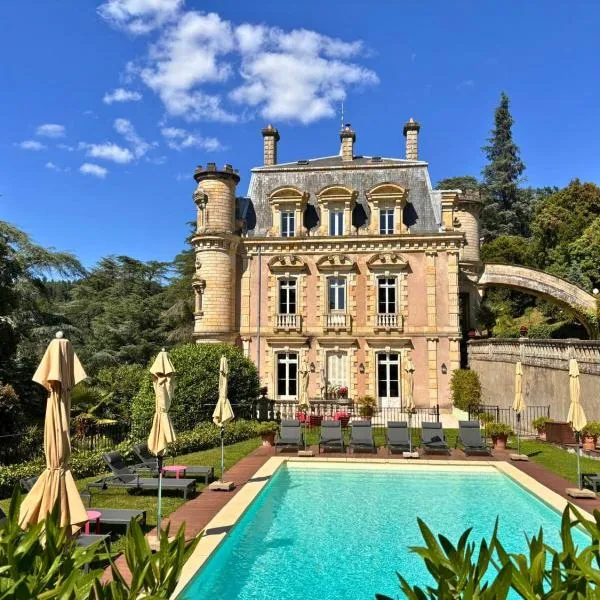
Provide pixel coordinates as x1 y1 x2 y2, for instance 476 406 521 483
156 454 163 542
576 431 582 489
408 412 412 454
220 425 225 482
517 413 521 456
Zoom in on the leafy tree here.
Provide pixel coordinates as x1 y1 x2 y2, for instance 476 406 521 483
131 343 259 437
435 176 480 191
480 234 535 266
569 216 600 291
481 92 527 238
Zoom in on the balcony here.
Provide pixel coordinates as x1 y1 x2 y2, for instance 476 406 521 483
375 313 403 331
323 313 352 332
274 313 302 332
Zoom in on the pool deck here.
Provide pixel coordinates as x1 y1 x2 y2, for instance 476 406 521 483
105 444 600 587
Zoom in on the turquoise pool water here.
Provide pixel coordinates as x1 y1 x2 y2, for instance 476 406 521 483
180 465 588 599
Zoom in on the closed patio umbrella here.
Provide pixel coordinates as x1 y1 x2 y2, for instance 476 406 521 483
512 361 526 455
567 358 586 489
213 356 234 482
148 348 177 540
297 362 310 448
404 359 416 454
19 333 88 532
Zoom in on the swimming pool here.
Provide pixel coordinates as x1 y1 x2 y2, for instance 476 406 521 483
177 462 589 599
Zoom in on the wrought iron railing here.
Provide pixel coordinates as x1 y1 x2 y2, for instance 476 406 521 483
467 404 551 434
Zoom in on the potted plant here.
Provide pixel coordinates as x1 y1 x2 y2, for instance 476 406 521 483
257 421 279 447
532 417 552 441
338 386 348 399
581 422 600 451
486 422 513 450
357 395 376 419
259 386 268 398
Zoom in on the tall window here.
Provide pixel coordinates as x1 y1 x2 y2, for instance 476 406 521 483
328 277 346 311
377 353 400 405
279 279 297 314
281 211 295 237
379 208 394 235
329 209 344 236
326 351 348 389
378 278 397 314
277 352 298 399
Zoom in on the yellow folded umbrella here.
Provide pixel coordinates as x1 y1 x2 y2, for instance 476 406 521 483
148 349 177 456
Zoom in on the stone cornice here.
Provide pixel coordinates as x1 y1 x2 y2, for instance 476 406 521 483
242 233 464 255
251 161 429 174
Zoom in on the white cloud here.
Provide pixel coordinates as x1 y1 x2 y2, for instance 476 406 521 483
103 88 143 104
97 0 183 34
80 142 134 163
140 11 236 122
36 123 66 138
175 171 188 181
457 79 475 90
161 126 224 151
58 143 76 152
45 161 70 173
17 140 47 151
102 7 378 124
114 118 150 157
80 163 108 178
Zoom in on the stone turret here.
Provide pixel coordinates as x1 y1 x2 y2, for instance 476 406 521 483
191 163 240 344
455 189 484 265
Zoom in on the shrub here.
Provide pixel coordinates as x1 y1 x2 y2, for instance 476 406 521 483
94 363 148 421
131 343 259 438
532 416 552 432
0 382 24 436
256 421 279 436
450 369 481 411
582 422 600 437
486 422 513 437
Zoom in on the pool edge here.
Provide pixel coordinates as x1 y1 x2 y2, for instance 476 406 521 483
172 457 594 598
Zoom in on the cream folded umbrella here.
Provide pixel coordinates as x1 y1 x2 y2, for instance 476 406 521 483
567 358 586 489
297 362 310 449
404 359 416 453
19 333 88 532
148 348 177 540
512 361 526 455
213 356 234 481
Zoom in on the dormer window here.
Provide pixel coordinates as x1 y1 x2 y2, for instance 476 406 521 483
379 208 394 235
281 211 295 237
329 209 344 236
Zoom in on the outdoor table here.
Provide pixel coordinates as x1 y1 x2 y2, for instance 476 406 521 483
85 510 102 534
162 465 187 479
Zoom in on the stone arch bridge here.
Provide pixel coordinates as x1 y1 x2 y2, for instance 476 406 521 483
478 263 599 337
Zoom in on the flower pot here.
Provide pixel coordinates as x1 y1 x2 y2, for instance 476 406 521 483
262 432 276 447
582 434 598 452
491 434 508 450
536 430 546 441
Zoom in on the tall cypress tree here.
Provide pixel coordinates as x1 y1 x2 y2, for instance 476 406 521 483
481 92 527 238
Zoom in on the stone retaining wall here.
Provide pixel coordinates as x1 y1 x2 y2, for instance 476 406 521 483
468 339 600 421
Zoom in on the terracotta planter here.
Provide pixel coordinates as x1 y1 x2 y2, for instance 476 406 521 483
582 434 598 452
262 432 276 447
536 430 547 441
491 434 508 450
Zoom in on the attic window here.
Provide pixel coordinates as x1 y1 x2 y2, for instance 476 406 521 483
297 160 309 165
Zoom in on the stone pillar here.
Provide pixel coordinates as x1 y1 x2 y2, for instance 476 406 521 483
192 163 240 344
449 336 461 373
440 191 458 231
425 250 437 330
339 124 355 162
403 118 420 160
261 124 280 166
427 337 439 408
447 250 460 332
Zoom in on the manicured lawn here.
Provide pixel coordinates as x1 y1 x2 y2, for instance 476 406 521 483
0 437 262 542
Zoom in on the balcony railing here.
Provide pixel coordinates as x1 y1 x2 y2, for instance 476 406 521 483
275 313 302 332
323 313 352 332
375 313 403 330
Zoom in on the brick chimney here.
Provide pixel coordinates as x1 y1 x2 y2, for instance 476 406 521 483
261 124 280 166
403 118 421 160
339 123 356 162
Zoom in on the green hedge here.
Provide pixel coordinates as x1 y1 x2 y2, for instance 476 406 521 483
131 343 259 439
0 419 262 498
450 369 482 411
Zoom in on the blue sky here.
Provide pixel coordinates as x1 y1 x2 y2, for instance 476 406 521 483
2 1 599 268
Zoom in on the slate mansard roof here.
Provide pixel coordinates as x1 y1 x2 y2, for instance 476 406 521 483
244 154 443 237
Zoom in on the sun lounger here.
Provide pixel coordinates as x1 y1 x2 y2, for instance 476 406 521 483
580 473 600 493
457 421 491 455
87 452 196 499
275 420 304 451
349 420 376 453
421 422 450 454
133 443 213 484
386 421 412 454
319 420 345 453
20 475 147 531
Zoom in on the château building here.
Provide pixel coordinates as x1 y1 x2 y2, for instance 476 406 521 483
190 121 483 410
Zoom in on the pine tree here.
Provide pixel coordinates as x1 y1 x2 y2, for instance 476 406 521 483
481 92 527 239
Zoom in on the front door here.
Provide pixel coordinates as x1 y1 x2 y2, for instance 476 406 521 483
377 352 400 409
